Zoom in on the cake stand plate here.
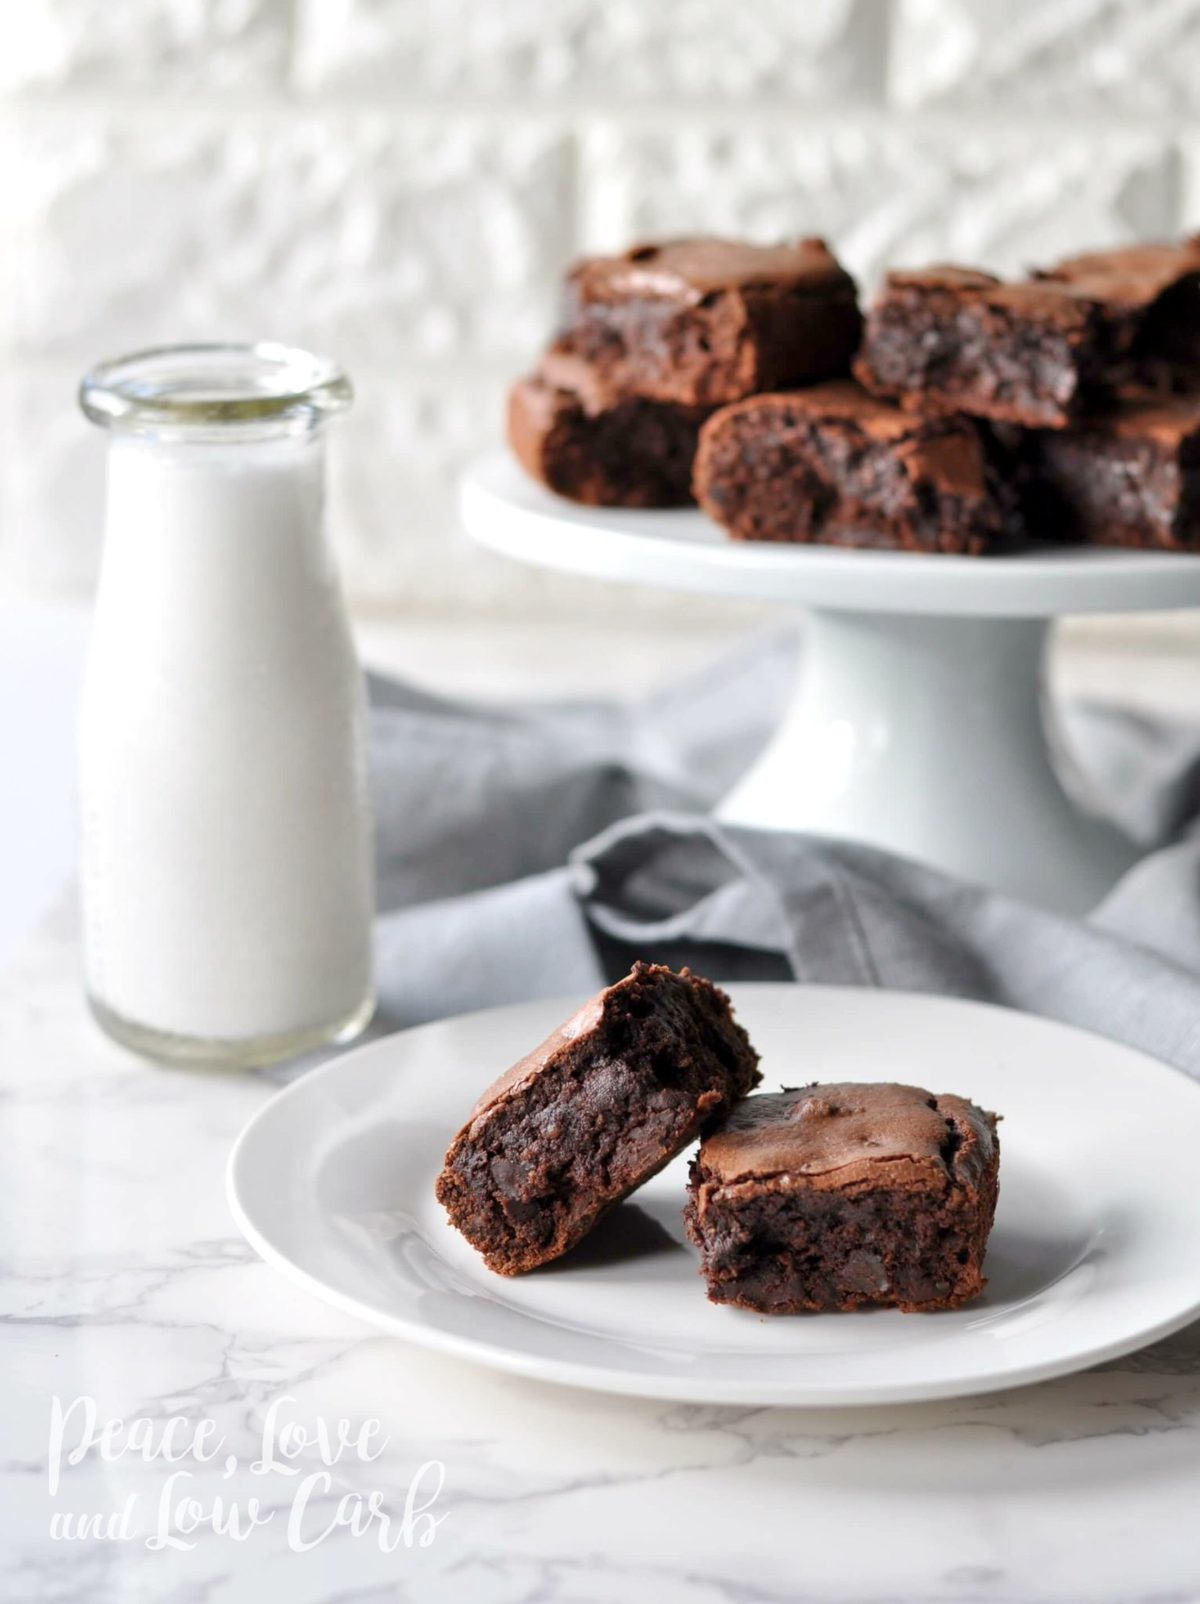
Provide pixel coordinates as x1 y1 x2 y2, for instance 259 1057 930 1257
461 450 1200 913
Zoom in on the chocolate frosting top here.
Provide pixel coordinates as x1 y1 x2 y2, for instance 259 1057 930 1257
881 264 1096 323
885 265 1001 293
574 237 854 303
884 239 1200 319
1037 237 1200 308
718 382 989 496
698 1081 996 1193
735 379 918 436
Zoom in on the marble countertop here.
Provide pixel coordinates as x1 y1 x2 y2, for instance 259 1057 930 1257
4 603 1200 1604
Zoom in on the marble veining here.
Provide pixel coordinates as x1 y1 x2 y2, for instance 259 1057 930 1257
3 901 1200 1604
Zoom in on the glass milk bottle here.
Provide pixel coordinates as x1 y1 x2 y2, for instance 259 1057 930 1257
78 344 374 1067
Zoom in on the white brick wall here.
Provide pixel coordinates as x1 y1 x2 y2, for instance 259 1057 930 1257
580 123 1175 285
891 0 1200 112
5 114 574 362
0 0 291 91
1 0 1198 615
293 0 889 101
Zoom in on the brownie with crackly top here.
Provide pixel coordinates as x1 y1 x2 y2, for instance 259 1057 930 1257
692 381 1018 554
550 237 862 408
855 240 1200 429
437 963 761 1276
1037 239 1200 397
685 1082 1000 1314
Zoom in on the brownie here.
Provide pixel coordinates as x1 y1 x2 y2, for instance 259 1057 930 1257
437 963 761 1276
855 240 1200 429
685 1082 1000 1315
1036 239 1200 395
507 353 712 508
854 266 1108 429
1025 393 1200 550
550 237 863 408
692 381 1017 555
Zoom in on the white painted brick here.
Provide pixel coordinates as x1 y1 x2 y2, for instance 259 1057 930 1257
582 122 1178 291
0 0 291 92
328 370 705 617
330 369 519 607
294 0 886 101
0 361 104 594
892 0 1200 112
4 113 574 366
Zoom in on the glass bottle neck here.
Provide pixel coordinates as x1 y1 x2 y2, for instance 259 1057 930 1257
84 342 349 609
80 342 353 440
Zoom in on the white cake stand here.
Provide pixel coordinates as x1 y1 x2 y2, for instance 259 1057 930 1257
461 450 1200 913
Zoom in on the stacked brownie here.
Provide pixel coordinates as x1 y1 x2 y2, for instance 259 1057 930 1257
850 239 1200 552
1021 397 1200 550
511 232 1200 555
508 238 862 507
697 237 1200 553
691 382 1018 556
855 242 1200 427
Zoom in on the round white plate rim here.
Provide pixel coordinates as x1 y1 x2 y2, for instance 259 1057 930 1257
227 985 1200 1407
461 449 1200 616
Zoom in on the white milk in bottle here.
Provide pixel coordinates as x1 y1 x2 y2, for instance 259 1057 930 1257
79 344 374 1067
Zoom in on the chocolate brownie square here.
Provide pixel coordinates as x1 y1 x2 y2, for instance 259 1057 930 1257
854 266 1107 429
1036 238 1200 395
437 964 761 1276
855 240 1200 429
507 354 712 507
1026 394 1200 550
685 1083 1000 1314
692 381 1017 555
551 237 862 408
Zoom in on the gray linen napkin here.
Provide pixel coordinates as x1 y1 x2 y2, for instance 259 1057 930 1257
371 630 1200 1076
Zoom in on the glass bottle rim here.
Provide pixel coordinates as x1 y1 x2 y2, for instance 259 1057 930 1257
79 342 353 437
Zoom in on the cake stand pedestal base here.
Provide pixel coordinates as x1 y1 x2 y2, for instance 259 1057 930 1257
717 610 1136 915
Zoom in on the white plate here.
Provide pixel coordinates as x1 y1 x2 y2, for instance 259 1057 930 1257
227 985 1200 1407
461 449 1200 616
